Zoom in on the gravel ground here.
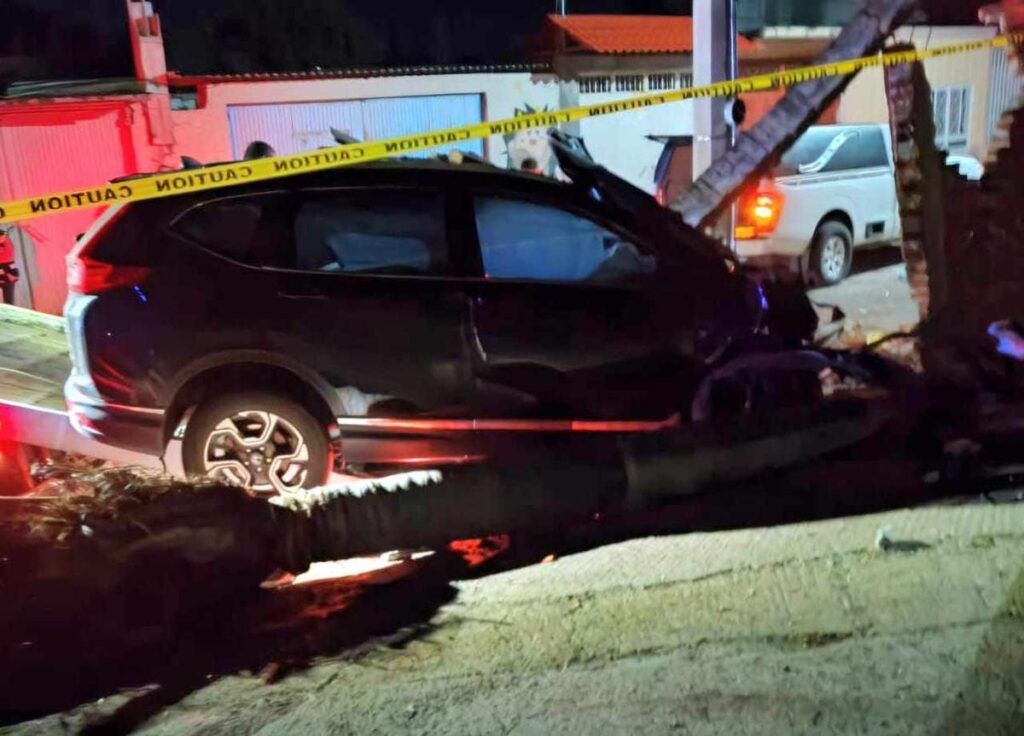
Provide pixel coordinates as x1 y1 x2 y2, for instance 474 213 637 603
11 502 1022 735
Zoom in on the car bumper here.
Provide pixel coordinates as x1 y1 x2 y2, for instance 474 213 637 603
65 374 166 456
735 237 808 259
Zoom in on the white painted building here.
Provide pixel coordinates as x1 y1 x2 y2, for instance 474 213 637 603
761 25 1024 162
169 15 756 194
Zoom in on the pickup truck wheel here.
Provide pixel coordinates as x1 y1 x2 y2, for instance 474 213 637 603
182 392 332 496
807 221 853 287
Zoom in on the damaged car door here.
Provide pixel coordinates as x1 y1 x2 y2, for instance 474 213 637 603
457 183 703 421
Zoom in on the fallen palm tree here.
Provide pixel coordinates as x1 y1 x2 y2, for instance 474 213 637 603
1 397 899 654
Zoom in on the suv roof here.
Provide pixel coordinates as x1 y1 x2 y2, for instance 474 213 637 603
113 154 562 188
106 155 576 226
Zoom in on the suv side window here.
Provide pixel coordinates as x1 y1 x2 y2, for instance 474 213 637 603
473 196 656 284
293 190 449 276
172 193 293 267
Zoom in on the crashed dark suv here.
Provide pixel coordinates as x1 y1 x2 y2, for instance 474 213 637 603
64 138 820 494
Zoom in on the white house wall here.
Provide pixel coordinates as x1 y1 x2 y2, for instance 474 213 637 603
171 70 695 191
836 26 998 161
580 92 695 194
173 73 561 172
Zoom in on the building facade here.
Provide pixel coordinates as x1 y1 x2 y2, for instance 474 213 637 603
835 25 1021 162
1 3 1018 315
738 0 857 34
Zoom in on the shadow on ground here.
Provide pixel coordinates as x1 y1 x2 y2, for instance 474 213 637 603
939 563 1024 734
0 450 1001 734
849 245 904 276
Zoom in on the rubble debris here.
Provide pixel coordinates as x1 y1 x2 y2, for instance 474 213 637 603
874 526 931 553
875 526 895 551
883 2 1024 390
884 47 945 321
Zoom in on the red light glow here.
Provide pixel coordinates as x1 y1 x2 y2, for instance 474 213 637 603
736 188 784 240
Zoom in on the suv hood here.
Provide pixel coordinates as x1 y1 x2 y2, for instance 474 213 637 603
549 131 823 346
549 131 737 265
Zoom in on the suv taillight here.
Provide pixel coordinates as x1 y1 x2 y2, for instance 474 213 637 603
66 205 151 295
736 189 784 240
67 256 151 295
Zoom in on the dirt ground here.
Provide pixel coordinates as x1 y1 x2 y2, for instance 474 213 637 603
8 254 1023 735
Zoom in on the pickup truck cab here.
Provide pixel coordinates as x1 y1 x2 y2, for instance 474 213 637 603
734 124 901 286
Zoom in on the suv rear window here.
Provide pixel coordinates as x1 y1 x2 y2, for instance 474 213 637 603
172 193 294 267
776 126 889 177
293 190 449 276
83 201 176 267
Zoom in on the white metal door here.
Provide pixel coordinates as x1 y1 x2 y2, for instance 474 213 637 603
228 94 483 161
361 95 484 158
228 101 364 159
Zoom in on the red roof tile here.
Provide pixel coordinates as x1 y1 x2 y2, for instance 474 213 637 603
545 14 754 55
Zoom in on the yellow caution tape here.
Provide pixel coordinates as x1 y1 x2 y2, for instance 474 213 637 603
0 32 1020 225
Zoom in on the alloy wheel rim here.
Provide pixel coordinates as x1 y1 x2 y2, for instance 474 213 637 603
821 235 847 282
202 410 310 495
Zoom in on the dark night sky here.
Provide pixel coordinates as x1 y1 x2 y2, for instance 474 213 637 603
0 0 994 84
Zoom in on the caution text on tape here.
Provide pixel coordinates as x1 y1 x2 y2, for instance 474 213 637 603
0 32 1020 225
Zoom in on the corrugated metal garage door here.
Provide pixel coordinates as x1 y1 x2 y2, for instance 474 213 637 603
228 94 484 160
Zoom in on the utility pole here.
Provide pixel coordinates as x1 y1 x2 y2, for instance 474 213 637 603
692 0 738 244
556 1 567 16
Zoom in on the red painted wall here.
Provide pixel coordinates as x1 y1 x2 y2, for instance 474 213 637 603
0 97 175 314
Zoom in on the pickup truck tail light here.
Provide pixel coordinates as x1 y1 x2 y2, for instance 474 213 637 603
736 190 784 239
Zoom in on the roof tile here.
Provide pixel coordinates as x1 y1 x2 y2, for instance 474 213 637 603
546 14 753 54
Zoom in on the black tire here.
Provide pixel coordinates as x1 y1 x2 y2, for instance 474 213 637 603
182 391 332 495
806 220 853 287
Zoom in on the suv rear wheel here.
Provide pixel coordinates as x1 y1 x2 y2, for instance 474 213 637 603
806 220 853 287
182 392 332 496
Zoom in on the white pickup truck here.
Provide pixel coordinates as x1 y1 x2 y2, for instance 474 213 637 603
734 124 902 286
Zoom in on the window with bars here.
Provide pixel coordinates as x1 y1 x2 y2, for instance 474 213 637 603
679 73 694 89
579 76 612 94
931 86 971 150
615 74 645 93
647 73 677 91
